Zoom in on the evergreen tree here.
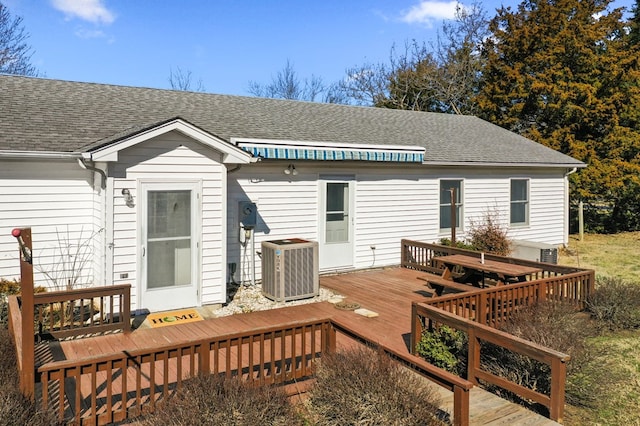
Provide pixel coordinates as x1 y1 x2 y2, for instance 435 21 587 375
477 0 640 232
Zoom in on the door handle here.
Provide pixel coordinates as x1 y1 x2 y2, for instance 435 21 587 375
142 246 146 257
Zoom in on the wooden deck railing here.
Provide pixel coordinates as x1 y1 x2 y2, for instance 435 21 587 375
33 284 131 339
401 239 583 278
412 302 570 423
403 239 595 424
37 319 335 425
420 270 595 328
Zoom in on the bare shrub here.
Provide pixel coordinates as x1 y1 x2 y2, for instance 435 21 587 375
138 373 299 426
587 276 640 330
0 328 61 426
482 301 599 408
467 209 512 256
308 345 446 426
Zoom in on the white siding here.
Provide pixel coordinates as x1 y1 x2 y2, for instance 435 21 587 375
109 131 226 309
0 159 102 289
227 163 569 281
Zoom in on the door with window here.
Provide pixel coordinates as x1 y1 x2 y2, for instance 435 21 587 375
140 181 200 311
319 177 355 270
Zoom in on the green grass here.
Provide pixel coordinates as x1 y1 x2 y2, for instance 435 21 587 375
559 233 640 425
559 232 640 282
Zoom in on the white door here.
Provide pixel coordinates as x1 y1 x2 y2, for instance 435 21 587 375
319 177 355 270
140 181 200 311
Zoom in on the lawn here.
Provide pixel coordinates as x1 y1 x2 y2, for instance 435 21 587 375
558 232 640 426
559 231 640 282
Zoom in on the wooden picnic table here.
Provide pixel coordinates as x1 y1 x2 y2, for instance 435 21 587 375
434 254 543 287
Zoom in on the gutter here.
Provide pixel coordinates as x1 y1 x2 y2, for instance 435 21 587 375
423 161 587 168
0 150 83 160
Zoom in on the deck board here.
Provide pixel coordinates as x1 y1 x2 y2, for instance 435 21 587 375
39 266 558 425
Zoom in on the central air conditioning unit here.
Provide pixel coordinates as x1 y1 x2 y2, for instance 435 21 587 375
261 238 319 302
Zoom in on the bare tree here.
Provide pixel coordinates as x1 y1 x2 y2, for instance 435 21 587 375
341 2 488 114
0 2 38 76
169 66 205 92
249 59 341 102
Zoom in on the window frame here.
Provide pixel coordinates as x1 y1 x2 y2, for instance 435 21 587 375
439 179 463 231
510 178 529 226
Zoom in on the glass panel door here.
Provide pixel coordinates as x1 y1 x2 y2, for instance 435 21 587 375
325 182 349 243
319 177 354 270
140 181 200 311
147 190 192 288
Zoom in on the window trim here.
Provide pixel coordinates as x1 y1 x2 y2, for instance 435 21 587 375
510 178 529 226
439 179 464 231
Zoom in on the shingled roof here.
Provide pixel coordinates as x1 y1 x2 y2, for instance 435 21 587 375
0 75 584 167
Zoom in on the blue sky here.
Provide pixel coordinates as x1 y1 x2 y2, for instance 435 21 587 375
5 0 636 96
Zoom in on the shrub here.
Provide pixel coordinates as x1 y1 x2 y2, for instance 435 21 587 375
308 345 445 426
415 325 467 375
482 301 597 408
467 209 512 256
0 277 21 295
586 276 640 330
138 373 298 426
0 328 62 426
437 238 474 251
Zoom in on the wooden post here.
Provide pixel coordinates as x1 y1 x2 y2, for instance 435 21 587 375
14 228 35 399
326 322 337 354
410 302 420 355
452 385 470 426
466 328 479 386
198 342 211 375
549 358 567 423
450 188 457 246
578 200 584 242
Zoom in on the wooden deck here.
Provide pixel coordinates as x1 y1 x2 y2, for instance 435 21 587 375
321 267 560 425
38 266 559 425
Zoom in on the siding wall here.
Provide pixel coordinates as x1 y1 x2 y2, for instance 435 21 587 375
0 154 569 309
0 159 102 289
228 163 569 283
109 132 226 309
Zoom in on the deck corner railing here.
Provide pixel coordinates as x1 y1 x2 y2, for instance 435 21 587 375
412 301 570 423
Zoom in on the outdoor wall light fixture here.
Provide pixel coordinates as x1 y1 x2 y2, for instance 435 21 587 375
284 164 298 176
121 188 135 207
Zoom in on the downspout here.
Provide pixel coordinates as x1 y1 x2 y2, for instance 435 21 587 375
77 157 110 287
563 168 578 246
77 157 107 190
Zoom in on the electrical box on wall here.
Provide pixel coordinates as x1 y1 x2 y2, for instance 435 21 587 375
239 201 257 229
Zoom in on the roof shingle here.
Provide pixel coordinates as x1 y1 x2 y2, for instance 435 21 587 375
0 75 583 166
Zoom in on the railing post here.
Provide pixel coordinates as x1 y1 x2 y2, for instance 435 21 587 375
466 328 479 386
452 385 470 426
410 302 421 355
325 322 336 354
198 342 210 375
549 358 567 423
122 285 131 333
14 228 35 399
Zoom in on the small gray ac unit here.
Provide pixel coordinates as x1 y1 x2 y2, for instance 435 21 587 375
512 240 559 264
261 239 319 302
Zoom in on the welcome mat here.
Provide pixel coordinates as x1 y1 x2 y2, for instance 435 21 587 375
145 308 203 328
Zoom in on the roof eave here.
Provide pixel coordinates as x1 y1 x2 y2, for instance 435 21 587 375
0 150 83 160
423 161 587 168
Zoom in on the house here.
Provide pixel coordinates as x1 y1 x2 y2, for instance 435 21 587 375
0 75 585 312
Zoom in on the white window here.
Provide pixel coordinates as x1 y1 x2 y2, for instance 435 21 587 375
440 180 463 230
510 179 529 225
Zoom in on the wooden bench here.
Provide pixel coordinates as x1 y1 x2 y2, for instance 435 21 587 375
418 273 473 297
